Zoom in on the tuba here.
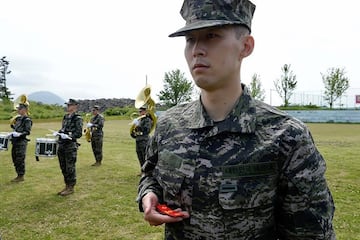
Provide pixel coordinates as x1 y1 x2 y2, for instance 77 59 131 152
83 113 92 142
10 94 30 126
129 85 157 136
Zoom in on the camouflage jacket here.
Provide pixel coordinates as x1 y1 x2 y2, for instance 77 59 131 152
134 115 153 142
59 113 83 143
138 86 335 240
11 115 32 142
90 113 105 137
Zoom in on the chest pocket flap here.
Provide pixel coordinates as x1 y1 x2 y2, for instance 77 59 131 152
154 149 192 197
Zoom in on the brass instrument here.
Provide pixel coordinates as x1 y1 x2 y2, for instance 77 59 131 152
84 113 92 142
10 94 30 126
129 85 157 136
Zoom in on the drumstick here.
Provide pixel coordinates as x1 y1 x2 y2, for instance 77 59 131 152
48 129 72 140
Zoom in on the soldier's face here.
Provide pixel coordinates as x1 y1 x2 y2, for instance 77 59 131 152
184 25 253 91
17 107 27 115
139 109 146 116
67 104 77 112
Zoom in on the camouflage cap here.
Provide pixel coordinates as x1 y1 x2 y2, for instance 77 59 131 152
65 98 79 105
169 0 256 37
139 104 148 111
16 103 28 109
92 105 100 110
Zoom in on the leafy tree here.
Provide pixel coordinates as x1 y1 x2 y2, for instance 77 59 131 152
157 69 194 107
321 67 350 109
274 64 297 107
249 73 265 101
0 56 13 102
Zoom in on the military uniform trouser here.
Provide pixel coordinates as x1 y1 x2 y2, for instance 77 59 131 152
91 135 103 162
11 141 28 176
136 139 147 167
57 141 78 186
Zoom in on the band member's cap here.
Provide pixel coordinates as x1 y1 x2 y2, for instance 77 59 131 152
92 105 100 110
16 103 28 109
169 0 256 37
139 105 147 110
65 98 79 105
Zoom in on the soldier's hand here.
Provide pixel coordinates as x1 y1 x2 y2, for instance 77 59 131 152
142 192 189 226
12 132 22 137
132 119 139 126
59 133 71 140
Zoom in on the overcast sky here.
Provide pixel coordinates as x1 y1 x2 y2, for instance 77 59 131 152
1 0 359 107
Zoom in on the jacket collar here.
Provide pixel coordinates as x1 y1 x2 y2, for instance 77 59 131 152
188 84 256 134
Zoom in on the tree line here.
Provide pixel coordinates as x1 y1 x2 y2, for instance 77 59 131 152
155 64 350 109
1 56 350 110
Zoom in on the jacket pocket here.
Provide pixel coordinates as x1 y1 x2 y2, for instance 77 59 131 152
154 150 188 197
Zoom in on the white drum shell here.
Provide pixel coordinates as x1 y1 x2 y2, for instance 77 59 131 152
35 138 58 157
0 133 10 151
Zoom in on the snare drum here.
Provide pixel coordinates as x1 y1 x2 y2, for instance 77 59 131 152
0 133 10 151
35 138 58 157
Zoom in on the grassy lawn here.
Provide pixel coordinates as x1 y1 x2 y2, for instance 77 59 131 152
308 123 360 239
0 121 359 239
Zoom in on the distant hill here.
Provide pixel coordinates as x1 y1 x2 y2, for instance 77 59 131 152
28 91 65 105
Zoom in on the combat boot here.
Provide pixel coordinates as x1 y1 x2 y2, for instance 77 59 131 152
60 185 74 196
57 185 68 195
91 161 101 166
11 175 24 182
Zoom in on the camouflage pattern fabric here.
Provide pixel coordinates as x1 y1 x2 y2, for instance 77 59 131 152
11 141 28 176
135 115 153 167
136 139 148 167
91 138 103 162
58 113 83 141
11 115 32 136
90 114 105 162
169 0 256 37
138 85 335 239
10 115 32 176
57 113 82 186
58 142 78 185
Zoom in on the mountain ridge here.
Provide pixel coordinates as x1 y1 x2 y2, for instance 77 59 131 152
28 91 65 105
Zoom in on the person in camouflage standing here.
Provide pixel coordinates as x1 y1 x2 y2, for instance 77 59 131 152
130 106 153 172
137 0 336 239
55 99 83 196
87 105 105 166
9 103 32 182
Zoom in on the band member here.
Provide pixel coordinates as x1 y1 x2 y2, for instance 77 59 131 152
87 105 105 166
9 103 32 182
130 105 153 171
55 99 83 196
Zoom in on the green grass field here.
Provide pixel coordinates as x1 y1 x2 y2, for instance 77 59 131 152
1 120 359 239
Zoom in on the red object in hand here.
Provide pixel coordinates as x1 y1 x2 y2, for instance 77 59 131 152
156 204 185 217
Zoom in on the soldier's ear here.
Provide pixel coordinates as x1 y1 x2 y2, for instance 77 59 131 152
239 35 254 59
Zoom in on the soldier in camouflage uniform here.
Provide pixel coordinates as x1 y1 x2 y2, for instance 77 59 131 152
137 0 336 239
9 103 32 182
56 99 83 196
87 105 105 166
130 106 153 170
